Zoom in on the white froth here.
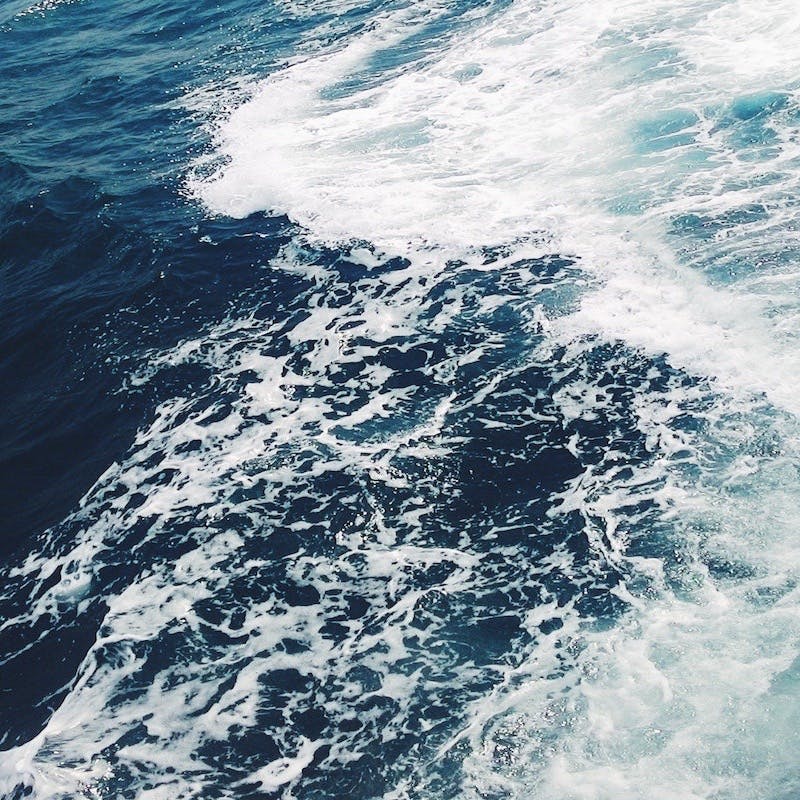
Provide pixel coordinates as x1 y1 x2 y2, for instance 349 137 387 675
192 0 800 410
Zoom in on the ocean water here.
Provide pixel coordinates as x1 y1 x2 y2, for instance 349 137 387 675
2 0 800 797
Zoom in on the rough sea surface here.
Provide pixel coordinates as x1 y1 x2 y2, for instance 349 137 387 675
2 1 800 798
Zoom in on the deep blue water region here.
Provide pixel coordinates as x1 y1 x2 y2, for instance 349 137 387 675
0 0 297 558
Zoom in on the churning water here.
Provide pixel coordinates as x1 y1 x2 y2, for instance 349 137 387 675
2 1 800 798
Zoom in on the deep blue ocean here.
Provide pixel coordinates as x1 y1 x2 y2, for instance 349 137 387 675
3 1 800 798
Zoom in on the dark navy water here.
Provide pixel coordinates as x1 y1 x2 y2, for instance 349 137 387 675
3 1 800 798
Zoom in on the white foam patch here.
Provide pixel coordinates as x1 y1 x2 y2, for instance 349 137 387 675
9 0 82 18
191 0 800 411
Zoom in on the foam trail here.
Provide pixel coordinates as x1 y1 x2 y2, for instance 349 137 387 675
2 238 663 799
193 0 800 409
189 1 800 797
